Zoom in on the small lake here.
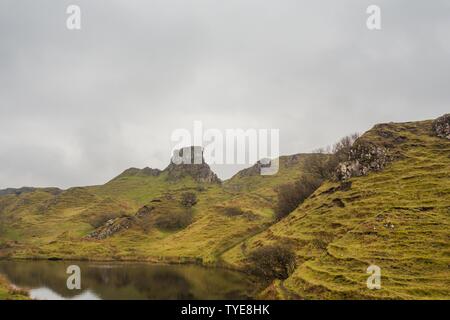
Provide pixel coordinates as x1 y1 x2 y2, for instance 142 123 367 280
0 260 257 300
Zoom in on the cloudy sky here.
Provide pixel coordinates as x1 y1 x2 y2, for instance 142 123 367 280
1 0 449 188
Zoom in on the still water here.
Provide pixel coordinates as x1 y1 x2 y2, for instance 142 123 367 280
0 260 257 300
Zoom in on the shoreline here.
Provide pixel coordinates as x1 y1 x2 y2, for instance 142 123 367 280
0 254 247 274
0 275 29 300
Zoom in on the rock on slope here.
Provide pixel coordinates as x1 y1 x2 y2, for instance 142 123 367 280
433 113 450 139
223 115 450 299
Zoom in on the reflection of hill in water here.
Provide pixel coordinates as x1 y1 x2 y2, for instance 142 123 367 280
29 288 101 300
0 261 255 300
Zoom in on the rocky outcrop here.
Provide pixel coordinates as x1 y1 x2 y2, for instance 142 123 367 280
165 146 221 183
135 205 154 218
336 141 393 181
110 146 221 184
335 114 450 181
85 216 133 240
232 159 273 178
432 114 450 139
85 204 156 240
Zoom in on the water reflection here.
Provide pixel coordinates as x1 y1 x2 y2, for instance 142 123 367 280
0 260 256 300
29 288 101 300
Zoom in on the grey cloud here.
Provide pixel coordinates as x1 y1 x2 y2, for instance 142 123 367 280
0 0 449 188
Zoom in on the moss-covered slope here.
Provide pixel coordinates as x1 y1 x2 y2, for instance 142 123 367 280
0 153 318 264
223 119 450 299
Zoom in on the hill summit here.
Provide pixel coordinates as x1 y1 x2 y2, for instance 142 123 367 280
113 146 221 184
165 146 221 183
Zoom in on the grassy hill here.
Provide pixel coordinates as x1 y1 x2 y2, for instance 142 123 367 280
0 151 319 264
222 118 450 299
1 115 449 300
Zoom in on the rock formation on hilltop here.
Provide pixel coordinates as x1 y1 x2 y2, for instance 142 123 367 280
165 146 221 183
110 146 220 184
336 113 450 181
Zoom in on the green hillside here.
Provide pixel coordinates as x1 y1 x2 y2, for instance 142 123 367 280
222 117 450 299
1 115 449 300
0 151 318 264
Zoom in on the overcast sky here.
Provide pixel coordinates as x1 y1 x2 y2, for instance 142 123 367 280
1 0 449 188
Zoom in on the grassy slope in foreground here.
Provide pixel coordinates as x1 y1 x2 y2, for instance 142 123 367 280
0 276 29 300
223 119 450 299
0 154 318 264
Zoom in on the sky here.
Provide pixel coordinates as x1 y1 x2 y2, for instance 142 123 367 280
1 0 449 188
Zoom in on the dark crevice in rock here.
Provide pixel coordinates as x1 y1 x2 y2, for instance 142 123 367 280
332 198 345 208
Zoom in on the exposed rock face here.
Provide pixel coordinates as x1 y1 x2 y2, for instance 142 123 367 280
135 205 154 218
336 142 392 181
110 146 221 184
432 114 450 139
85 217 133 240
171 146 204 165
233 159 272 178
165 146 221 183
85 204 157 240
